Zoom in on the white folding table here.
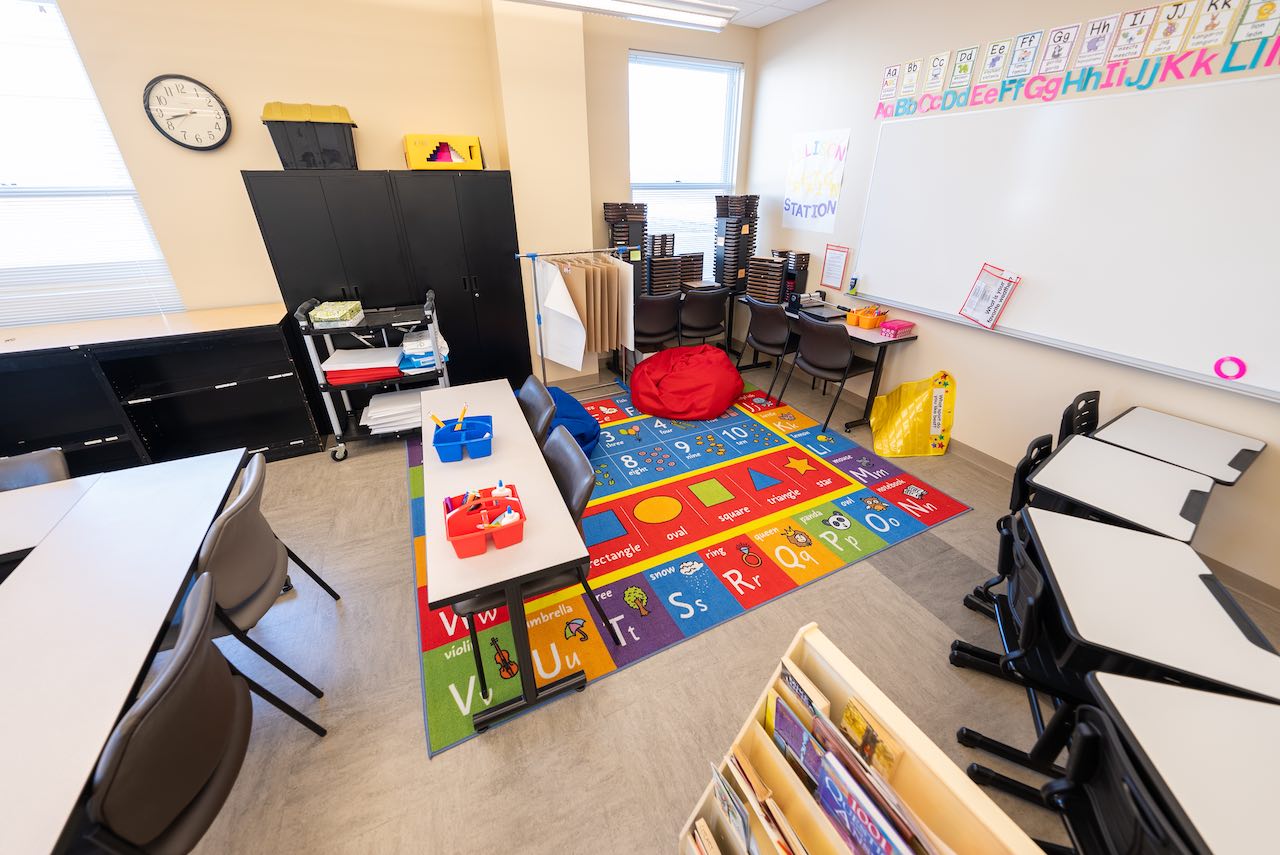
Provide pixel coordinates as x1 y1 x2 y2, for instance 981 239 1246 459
0 449 244 855
420 380 589 728
1088 672 1280 854
1092 406 1265 485
1025 508 1280 704
1027 435 1214 542
0 474 100 563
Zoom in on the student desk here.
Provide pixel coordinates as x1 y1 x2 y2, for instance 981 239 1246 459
734 296 919 430
420 380 590 730
1027 435 1213 542
1087 672 1280 854
1092 406 1265 485
0 449 244 855
0 474 100 566
1025 508 1280 705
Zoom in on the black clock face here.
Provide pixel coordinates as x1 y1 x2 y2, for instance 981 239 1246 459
143 74 230 150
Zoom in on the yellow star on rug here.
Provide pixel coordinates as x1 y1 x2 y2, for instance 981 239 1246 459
783 456 815 475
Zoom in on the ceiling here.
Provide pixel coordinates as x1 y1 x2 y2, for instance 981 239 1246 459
727 0 826 28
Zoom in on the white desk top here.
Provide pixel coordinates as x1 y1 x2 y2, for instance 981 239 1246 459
1093 406 1265 485
419 380 587 607
1091 673 1279 855
0 303 286 355
1028 435 1213 542
1027 508 1280 703
0 450 243 855
0 474 100 557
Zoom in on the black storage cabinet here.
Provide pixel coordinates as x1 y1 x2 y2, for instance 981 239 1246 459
242 169 532 387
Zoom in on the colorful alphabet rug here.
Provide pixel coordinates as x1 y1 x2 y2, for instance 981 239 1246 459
407 386 968 754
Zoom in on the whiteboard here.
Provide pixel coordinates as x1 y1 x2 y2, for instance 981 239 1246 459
854 75 1279 402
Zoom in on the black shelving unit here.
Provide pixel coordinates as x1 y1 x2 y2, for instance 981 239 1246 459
0 316 321 476
293 292 449 461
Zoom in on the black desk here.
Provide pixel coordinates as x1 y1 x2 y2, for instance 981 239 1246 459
735 297 919 431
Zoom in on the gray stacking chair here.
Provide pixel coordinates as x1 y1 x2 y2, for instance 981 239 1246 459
84 573 251 854
516 374 556 445
453 426 621 701
164 453 336 735
0 447 69 492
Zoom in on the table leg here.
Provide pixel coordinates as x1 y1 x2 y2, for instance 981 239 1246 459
844 345 888 432
471 581 587 731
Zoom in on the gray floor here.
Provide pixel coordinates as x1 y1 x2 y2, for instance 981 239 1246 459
192 363 1279 854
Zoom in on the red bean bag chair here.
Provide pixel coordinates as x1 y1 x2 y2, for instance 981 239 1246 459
630 344 744 421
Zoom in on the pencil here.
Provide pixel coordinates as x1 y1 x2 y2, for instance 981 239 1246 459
454 404 468 430
429 413 446 430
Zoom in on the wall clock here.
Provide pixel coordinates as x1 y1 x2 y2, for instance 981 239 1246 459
142 74 231 151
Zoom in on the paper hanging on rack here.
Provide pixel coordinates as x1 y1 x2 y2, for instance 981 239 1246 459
535 259 586 371
609 255 636 351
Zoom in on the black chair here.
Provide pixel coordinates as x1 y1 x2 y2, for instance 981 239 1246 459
1058 390 1100 443
961 434 1056 620
453 426 621 700
1037 705 1195 855
678 287 730 347
517 374 556 445
777 314 876 432
737 296 796 399
83 573 252 853
951 511 1091 799
633 291 681 353
0 447 69 492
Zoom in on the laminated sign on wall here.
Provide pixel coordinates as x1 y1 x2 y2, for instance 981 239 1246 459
959 263 1023 329
782 129 851 234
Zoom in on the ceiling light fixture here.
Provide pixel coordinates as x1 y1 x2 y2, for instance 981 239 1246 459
513 0 738 32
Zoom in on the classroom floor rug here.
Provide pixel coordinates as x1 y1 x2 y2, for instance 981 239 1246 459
406 385 969 754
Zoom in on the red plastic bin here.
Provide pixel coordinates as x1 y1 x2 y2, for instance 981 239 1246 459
443 485 526 558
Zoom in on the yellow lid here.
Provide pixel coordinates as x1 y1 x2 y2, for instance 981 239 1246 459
261 102 355 125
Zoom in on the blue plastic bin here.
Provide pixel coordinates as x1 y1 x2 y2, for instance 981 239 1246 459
432 416 493 462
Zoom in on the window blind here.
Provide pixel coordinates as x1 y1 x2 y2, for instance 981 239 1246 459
628 51 743 280
0 0 183 327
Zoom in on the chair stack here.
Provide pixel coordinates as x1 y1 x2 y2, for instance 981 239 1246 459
713 194 759 290
745 256 787 302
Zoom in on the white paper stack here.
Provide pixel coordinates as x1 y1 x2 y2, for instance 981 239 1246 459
359 388 423 435
319 346 402 372
399 330 449 375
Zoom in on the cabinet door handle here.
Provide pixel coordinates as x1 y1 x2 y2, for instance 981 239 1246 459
471 275 480 298
461 276 470 293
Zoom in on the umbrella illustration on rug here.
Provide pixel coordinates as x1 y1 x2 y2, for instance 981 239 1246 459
565 618 589 642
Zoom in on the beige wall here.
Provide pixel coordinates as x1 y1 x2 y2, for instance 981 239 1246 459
59 0 506 311
583 15 758 248
747 0 1280 588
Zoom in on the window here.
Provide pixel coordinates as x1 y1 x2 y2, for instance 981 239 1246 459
629 51 743 280
0 0 182 328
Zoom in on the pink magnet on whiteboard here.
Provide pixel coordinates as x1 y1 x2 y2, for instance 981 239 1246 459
1214 356 1247 381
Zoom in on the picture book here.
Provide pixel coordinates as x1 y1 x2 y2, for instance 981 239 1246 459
812 714 937 855
770 691 825 790
779 658 831 727
730 746 771 804
694 817 724 855
764 797 808 855
817 753 911 855
727 754 795 855
840 697 902 781
711 763 756 855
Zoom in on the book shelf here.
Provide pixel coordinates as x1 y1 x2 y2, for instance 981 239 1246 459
679 624 1038 855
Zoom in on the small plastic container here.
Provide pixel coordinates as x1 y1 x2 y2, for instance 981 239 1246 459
857 312 886 329
444 485 525 558
432 416 493 462
880 319 916 339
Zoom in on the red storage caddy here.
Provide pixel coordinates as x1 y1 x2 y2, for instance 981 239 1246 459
443 485 526 558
